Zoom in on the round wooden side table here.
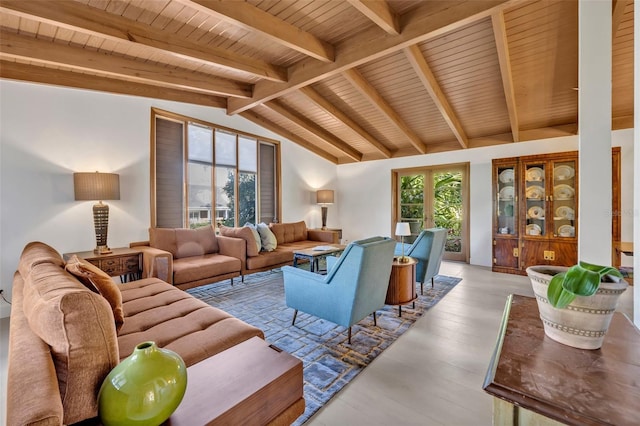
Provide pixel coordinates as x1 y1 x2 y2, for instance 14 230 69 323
385 257 417 317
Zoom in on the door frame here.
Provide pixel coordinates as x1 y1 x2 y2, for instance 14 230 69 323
391 162 470 263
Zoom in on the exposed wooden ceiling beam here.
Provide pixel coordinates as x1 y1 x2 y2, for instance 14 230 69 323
0 0 287 83
612 0 629 39
0 60 226 108
265 101 363 162
239 110 339 164
180 0 335 63
227 0 513 114
0 30 251 98
404 45 468 149
298 86 392 158
491 11 520 142
343 68 427 155
347 0 400 35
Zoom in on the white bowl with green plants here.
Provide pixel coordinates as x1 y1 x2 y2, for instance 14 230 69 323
526 262 628 350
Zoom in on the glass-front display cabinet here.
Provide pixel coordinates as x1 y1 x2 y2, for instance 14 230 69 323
492 158 519 274
492 151 579 275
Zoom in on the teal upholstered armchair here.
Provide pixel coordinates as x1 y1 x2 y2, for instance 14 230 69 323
282 236 396 344
394 228 447 295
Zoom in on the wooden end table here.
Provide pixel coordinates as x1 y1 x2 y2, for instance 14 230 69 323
385 257 417 317
63 247 142 283
167 337 304 425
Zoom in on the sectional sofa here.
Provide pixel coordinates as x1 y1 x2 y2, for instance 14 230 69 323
220 221 339 279
134 221 339 287
6 241 287 425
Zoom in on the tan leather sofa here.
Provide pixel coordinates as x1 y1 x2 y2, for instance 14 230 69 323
221 221 339 280
6 241 264 425
131 225 244 290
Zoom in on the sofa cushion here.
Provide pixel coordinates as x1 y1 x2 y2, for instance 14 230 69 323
18 241 65 279
21 261 119 424
246 248 293 270
118 278 264 366
270 221 308 244
65 255 124 331
220 225 260 257
172 253 241 285
149 228 178 257
257 222 278 251
175 226 219 259
244 223 262 254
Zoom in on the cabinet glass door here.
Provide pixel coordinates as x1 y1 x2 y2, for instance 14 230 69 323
496 165 517 236
552 160 577 238
524 163 546 237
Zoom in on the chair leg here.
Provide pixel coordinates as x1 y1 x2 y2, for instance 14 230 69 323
432 277 435 288
292 309 298 326
230 277 234 286
421 282 424 295
348 327 352 344
241 275 245 283
372 311 377 326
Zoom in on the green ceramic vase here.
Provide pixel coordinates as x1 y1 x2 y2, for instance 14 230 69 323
98 341 188 426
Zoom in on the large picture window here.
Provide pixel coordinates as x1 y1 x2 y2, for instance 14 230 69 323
151 108 280 230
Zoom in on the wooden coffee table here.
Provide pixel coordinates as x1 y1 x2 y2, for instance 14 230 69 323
166 337 304 425
293 244 346 273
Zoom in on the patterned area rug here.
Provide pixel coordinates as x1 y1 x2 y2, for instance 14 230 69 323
187 269 461 425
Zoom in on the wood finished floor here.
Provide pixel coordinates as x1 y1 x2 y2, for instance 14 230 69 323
0 262 633 425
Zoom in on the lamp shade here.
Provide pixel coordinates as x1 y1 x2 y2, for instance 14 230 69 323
316 189 334 205
395 222 411 237
74 172 120 201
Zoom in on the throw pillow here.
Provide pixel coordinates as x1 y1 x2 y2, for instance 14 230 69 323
65 255 124 331
256 222 277 251
243 222 262 254
219 225 260 257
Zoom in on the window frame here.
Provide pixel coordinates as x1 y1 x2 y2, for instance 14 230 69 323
150 107 281 229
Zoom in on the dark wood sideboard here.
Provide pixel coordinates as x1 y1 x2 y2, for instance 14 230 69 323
483 294 640 426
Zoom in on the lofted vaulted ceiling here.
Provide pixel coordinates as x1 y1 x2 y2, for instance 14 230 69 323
0 0 634 164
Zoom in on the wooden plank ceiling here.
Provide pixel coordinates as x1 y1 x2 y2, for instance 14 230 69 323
0 0 633 164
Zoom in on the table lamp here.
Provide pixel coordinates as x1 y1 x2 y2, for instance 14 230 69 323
74 172 120 254
316 189 334 229
395 222 411 263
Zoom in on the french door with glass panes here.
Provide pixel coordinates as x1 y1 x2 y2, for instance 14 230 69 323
395 164 469 262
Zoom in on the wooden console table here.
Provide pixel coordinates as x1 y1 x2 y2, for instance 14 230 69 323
385 257 417 317
483 294 640 425
167 337 304 425
63 247 141 282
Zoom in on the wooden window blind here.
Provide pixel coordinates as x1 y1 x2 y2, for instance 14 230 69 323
154 117 184 228
259 142 277 223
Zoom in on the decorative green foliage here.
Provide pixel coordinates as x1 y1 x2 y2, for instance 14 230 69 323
547 261 623 308
399 172 463 252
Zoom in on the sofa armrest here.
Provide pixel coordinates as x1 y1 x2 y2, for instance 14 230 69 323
307 229 339 244
218 235 247 265
8 274 64 426
130 240 150 248
135 245 174 284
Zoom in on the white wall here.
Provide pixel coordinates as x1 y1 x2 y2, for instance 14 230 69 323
0 80 336 317
337 130 635 267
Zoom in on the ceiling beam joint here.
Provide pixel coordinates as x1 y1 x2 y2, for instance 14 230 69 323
180 0 335 62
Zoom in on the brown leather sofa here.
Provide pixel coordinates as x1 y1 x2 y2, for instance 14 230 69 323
221 221 339 280
130 225 244 290
6 241 265 425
